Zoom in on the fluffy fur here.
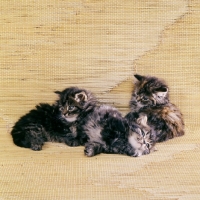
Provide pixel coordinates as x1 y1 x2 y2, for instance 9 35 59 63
129 74 184 142
11 87 97 151
77 104 154 157
125 112 156 156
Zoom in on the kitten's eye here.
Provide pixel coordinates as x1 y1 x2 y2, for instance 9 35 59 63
137 137 141 141
60 107 64 111
146 143 150 148
142 96 148 101
141 130 145 137
68 105 75 111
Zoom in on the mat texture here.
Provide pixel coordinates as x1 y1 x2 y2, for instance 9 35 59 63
1 0 200 199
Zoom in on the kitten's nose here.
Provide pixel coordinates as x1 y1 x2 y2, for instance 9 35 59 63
63 111 68 116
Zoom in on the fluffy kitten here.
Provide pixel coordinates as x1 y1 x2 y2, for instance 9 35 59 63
78 105 154 157
11 87 97 151
129 74 184 142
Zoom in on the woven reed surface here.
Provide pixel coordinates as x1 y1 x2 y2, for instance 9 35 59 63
1 0 200 199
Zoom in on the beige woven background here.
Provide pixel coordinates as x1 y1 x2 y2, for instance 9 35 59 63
1 0 200 199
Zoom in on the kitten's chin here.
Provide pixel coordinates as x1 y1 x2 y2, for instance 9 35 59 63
65 115 77 122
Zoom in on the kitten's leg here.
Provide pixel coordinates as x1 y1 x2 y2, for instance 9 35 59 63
64 135 80 147
106 139 139 157
28 130 45 151
84 141 140 157
84 142 104 157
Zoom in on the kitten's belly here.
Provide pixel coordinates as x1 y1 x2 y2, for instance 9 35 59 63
69 125 77 137
86 126 105 144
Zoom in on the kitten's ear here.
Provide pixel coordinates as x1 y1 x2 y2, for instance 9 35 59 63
75 92 88 102
134 74 144 81
154 86 168 98
137 115 147 126
55 91 62 95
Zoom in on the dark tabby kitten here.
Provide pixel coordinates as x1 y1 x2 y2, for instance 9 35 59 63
11 87 97 150
128 74 184 142
78 104 155 157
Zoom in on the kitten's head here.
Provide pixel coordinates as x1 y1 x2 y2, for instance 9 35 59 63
130 74 169 111
55 87 97 122
127 114 156 157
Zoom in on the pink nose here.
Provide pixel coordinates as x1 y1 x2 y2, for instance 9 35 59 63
64 112 68 116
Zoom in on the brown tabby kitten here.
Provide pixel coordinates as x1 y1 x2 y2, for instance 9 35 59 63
128 74 184 142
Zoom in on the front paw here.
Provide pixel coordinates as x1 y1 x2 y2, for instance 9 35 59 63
65 139 80 147
129 150 142 157
31 144 42 151
84 145 95 157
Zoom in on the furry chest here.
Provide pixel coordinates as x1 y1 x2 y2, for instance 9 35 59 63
86 126 105 145
69 125 77 137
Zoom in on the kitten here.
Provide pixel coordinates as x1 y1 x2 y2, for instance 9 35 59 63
129 74 184 142
125 112 156 156
128 125 153 157
11 87 97 151
79 105 154 157
81 104 130 157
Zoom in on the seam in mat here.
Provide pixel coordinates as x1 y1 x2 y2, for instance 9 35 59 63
100 76 133 95
134 0 190 65
106 0 190 94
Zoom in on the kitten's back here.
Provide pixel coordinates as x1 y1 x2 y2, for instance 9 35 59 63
11 103 54 148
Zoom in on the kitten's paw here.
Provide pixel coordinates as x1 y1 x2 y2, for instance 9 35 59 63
70 140 80 147
130 151 142 157
65 139 80 147
84 145 95 157
31 145 42 151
